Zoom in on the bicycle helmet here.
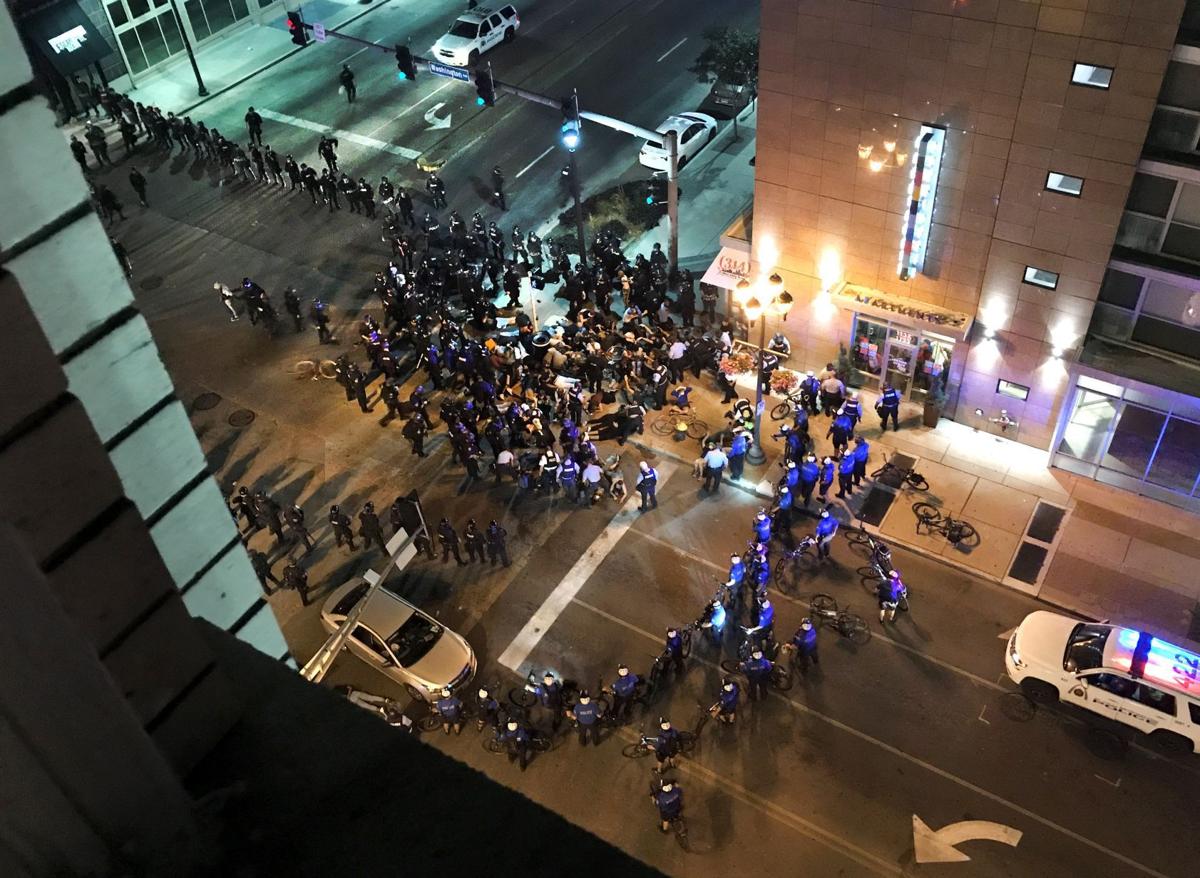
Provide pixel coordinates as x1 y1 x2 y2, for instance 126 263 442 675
820 509 830 519
578 691 590 703
889 570 901 579
478 687 490 699
722 679 734 691
787 460 796 469
507 720 519 731
730 553 742 563
800 618 813 630
666 627 677 637
441 687 451 698
542 672 555 685
660 780 674 792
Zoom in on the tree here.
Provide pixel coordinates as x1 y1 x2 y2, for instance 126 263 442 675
690 26 759 89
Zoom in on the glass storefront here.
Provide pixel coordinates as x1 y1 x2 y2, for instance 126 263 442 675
1054 377 1200 509
850 315 952 401
106 0 254 75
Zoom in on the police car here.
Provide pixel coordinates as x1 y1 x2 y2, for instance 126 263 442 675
1005 611 1200 754
430 5 520 68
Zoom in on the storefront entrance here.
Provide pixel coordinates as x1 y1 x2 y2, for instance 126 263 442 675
849 314 953 402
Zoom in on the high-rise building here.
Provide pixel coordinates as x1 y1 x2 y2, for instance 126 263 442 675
742 0 1199 509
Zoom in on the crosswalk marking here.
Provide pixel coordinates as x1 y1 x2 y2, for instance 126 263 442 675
257 108 422 160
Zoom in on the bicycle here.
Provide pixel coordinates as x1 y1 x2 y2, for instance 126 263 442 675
719 640 794 692
651 411 709 440
871 458 929 491
808 593 871 644
912 502 978 546
621 728 697 760
769 390 807 421
773 534 818 593
288 358 339 381
482 722 555 755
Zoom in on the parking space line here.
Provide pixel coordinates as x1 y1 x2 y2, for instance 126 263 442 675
497 463 676 672
257 108 422 159
570 597 1174 878
656 37 687 63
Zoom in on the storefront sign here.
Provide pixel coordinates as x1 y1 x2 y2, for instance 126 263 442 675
898 125 946 282
700 245 753 291
833 284 972 340
25 1 113 74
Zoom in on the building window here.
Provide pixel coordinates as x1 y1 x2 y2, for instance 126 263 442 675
1046 172 1084 197
997 380 1030 401
1097 269 1144 309
1146 107 1200 156
1023 267 1059 289
1071 63 1113 89
1160 61 1200 112
1126 174 1176 217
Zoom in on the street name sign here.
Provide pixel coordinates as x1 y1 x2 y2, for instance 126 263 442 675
312 22 326 42
428 61 470 82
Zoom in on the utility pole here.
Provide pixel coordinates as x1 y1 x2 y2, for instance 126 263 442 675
168 0 208 96
563 90 588 269
665 129 679 271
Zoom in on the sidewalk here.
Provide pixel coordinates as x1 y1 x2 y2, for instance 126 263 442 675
108 0 398 116
628 376 1200 647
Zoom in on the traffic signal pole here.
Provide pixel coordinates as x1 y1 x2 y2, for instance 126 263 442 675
666 130 679 270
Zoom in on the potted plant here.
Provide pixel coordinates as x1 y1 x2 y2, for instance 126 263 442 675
718 350 755 377
922 381 949 428
769 369 799 396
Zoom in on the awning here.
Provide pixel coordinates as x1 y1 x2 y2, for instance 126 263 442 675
700 246 752 291
25 1 113 76
832 283 973 341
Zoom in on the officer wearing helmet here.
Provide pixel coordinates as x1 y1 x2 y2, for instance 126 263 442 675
664 627 686 677
475 685 500 731
569 689 604 746
878 569 907 623
653 717 681 771
651 778 684 833
712 677 740 724
741 648 773 702
329 504 356 550
792 618 819 674
434 687 464 735
815 507 839 559
610 664 639 723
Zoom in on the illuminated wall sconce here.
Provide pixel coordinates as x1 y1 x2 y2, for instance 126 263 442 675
974 408 985 417
983 326 995 340
1050 345 1063 359
857 144 873 160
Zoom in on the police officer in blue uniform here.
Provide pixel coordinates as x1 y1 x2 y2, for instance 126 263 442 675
652 779 683 833
558 455 580 502
664 627 686 677
827 411 853 456
818 456 835 502
782 459 800 490
753 509 773 544
799 455 820 507
610 664 639 724
435 688 464 735
534 672 565 732
835 453 856 499
654 718 681 772
877 382 901 431
570 690 604 746
712 677 740 724
840 392 862 429
636 461 659 511
741 648 773 702
775 485 794 531
475 685 501 731
851 436 870 487
503 718 532 771
816 508 839 560
792 618 819 674
800 370 821 415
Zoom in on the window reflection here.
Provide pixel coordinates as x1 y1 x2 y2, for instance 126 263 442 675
1101 404 1166 479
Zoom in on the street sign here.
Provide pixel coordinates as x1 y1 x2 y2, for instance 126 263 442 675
312 22 326 42
428 61 470 82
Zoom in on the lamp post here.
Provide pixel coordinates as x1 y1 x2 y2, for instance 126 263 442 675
735 273 793 466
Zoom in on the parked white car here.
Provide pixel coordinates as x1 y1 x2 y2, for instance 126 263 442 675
430 5 520 68
638 112 718 171
320 577 476 702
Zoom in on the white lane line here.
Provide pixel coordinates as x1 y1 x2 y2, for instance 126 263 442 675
515 146 555 179
366 81 455 138
257 108 422 160
340 45 371 65
571 598 1174 878
656 37 687 63
497 463 676 672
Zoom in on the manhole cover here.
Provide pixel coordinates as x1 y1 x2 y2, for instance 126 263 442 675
228 409 256 427
193 392 221 411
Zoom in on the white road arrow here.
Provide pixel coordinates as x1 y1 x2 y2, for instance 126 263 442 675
424 102 452 131
913 815 1023 863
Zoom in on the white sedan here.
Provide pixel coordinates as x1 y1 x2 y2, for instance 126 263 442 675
638 112 718 171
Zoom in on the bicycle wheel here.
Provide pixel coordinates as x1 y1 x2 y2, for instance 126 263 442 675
678 731 697 753
844 527 873 549
810 593 838 615
769 664 794 692
770 401 791 421
418 713 442 732
719 659 742 675
912 501 939 523
841 613 871 645
773 557 794 593
483 736 505 754
681 629 693 658
509 687 537 709
289 360 317 380
622 741 652 759
531 733 554 753
673 817 690 851
651 416 675 436
907 473 929 491
687 419 709 440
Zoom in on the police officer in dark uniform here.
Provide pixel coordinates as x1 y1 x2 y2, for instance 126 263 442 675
348 364 371 413
249 549 279 594
741 648 773 702
535 672 565 732
128 167 148 206
282 561 311 605
395 186 416 227
379 380 401 424
286 503 315 553
357 177 376 218
70 135 89 172
463 518 486 563
486 519 510 567
402 414 427 456
664 627 686 677
609 664 639 724
358 501 387 553
434 688 464 735
339 64 357 103
283 287 303 332
244 106 263 146
426 172 447 208
877 381 901 431
329 504 357 550
310 298 333 344
255 490 286 545
570 690 603 746
438 517 467 566
491 164 506 210
792 618 819 674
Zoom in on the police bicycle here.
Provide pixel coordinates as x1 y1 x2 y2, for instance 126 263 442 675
807 593 872 645
719 634 795 692
482 718 556 756
773 534 819 594
769 388 809 421
621 727 698 760
912 502 978 546
870 456 929 491
648 778 690 851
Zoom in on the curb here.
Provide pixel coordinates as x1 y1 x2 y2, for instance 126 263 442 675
174 0 396 116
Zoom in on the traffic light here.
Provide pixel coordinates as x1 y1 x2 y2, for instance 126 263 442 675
286 11 308 47
474 68 496 107
644 173 668 205
395 45 417 81
560 95 581 150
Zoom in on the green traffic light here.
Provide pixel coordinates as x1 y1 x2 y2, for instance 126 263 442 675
397 71 407 81
645 196 654 205
477 97 485 106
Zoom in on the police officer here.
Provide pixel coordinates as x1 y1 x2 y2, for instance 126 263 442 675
426 171 447 209
395 186 416 227
782 458 800 491
339 63 357 103
491 164 506 210
851 436 870 487
437 517 467 566
664 627 686 677
652 779 683 834
818 456 835 502
798 455 820 507
503 717 532 771
329 504 357 550
835 452 856 499
877 382 901 431
700 282 718 324
435 687 464 735
775 484 794 531
249 549 279 594
535 672 565 732
610 664 639 724
254 491 286 545
286 503 315 553
357 177 376 218
349 365 371 414
741 648 773 702
816 508 838 560
487 221 504 260
463 518 487 563
878 570 907 623
792 618 819 674
752 509 772 545
264 145 284 185
653 718 681 773
309 298 333 344
244 106 263 145
728 427 749 480
712 677 740 724
840 392 862 429
800 370 822 416
282 561 311 605
402 414 428 457
570 690 603 746
557 454 580 502
482 519 510 567
379 380 401 425
358 501 387 553
827 411 853 456
70 135 89 172
475 685 501 731
282 287 303 333
636 461 659 511
128 167 148 206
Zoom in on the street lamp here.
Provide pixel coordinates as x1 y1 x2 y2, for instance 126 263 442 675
740 272 792 466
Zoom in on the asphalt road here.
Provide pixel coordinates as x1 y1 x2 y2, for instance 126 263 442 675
96 1 1200 875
